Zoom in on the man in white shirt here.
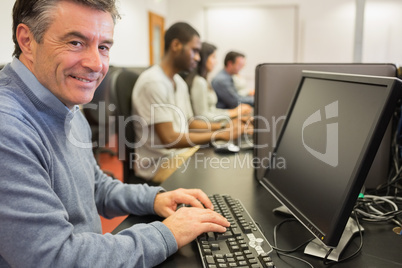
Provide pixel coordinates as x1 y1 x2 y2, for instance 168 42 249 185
132 22 248 180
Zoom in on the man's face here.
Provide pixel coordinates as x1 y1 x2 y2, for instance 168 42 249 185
231 56 246 75
175 35 201 72
27 1 114 109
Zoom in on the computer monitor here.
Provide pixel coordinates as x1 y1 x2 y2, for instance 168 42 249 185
254 63 398 189
259 71 402 260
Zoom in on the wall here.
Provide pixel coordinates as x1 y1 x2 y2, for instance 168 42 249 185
167 0 356 64
0 0 16 65
0 0 168 67
1 0 402 68
363 0 402 63
201 4 298 86
167 0 402 65
166 0 357 87
111 0 167 67
166 0 402 86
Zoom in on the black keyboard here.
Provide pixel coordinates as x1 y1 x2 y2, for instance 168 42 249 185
196 194 275 268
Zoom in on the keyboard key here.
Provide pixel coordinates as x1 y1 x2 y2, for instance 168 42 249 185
205 255 215 264
216 231 233 240
242 226 252 233
249 257 258 263
236 256 245 261
211 243 220 251
203 249 212 255
207 232 215 241
232 228 242 236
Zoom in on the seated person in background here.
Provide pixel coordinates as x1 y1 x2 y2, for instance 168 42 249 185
132 23 250 180
211 51 254 108
0 1 229 267
184 42 252 121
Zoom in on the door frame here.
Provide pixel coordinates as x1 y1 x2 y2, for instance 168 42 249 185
148 12 165 65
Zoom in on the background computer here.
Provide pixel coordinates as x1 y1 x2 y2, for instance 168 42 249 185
259 71 402 261
253 63 399 189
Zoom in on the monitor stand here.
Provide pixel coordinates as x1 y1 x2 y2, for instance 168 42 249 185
304 217 363 261
273 206 363 261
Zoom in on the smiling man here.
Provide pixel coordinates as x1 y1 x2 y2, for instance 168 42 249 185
0 1 230 267
16 1 114 108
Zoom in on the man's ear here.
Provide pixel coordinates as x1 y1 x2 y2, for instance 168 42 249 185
171 38 183 53
16 24 35 62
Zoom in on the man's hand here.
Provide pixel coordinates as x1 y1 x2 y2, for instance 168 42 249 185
154 188 230 249
238 103 253 116
162 207 230 249
154 188 214 218
213 117 254 141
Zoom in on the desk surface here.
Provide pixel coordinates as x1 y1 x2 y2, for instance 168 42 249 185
114 149 402 268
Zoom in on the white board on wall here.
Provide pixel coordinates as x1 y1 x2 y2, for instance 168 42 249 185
204 5 298 88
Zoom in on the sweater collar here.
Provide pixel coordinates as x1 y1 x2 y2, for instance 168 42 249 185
10 57 80 119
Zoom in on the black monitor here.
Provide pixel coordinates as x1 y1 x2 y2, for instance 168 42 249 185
259 71 401 260
253 63 398 189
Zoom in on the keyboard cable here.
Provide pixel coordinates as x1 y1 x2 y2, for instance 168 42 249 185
256 219 315 268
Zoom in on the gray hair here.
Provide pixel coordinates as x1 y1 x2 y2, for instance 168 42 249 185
12 0 121 58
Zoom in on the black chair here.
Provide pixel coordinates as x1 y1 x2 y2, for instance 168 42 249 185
82 66 120 177
109 68 155 184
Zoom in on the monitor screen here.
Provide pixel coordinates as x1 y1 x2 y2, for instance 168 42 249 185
260 71 401 247
253 63 398 189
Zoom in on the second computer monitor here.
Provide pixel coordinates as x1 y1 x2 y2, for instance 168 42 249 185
254 63 398 189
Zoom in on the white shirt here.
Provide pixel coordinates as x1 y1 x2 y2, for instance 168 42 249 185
132 65 193 179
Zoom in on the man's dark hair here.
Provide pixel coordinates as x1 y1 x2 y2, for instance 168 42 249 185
164 22 200 53
224 51 245 67
12 0 121 58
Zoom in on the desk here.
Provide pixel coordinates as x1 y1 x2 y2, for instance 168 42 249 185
114 148 402 267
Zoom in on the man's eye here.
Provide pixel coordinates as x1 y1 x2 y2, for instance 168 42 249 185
70 41 82 47
99 46 110 51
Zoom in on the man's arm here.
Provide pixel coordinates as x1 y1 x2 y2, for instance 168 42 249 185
0 113 176 268
94 166 165 218
238 94 254 106
188 118 224 131
212 77 240 109
154 121 239 148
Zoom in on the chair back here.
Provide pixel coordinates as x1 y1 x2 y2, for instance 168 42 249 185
109 68 140 182
83 66 119 150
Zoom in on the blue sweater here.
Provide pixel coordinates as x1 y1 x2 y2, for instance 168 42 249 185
211 69 254 109
0 58 177 267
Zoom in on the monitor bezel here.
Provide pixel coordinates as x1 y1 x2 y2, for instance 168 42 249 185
259 70 401 247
